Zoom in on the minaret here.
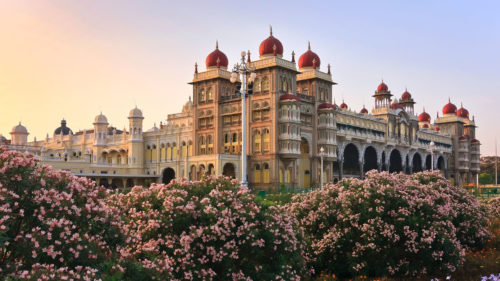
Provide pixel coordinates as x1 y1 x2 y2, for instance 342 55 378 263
128 106 144 168
10 122 29 145
93 112 108 146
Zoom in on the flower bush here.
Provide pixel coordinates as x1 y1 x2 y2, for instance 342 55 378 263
286 170 491 278
0 147 124 279
108 176 308 280
484 197 500 218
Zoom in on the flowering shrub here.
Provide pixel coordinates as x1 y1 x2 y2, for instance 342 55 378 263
286 170 491 278
109 176 308 280
0 147 124 279
484 197 500 218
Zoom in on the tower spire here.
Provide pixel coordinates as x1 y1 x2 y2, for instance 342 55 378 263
270 25 273 36
216 40 218 49
308 41 311 50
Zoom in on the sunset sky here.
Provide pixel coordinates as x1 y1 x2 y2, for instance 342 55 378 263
0 0 499 155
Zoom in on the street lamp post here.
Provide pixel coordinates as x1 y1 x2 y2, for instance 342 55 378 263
320 146 325 188
230 51 256 188
429 141 435 171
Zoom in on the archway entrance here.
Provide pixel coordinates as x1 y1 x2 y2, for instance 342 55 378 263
363 146 378 174
412 153 422 172
437 156 445 171
223 163 236 179
405 155 410 174
343 143 360 176
389 149 402 173
162 168 175 184
425 155 432 170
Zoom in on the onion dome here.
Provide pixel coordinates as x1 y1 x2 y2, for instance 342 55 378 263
471 138 480 144
459 135 468 141
442 98 457 115
377 81 388 92
401 89 412 100
205 41 228 69
11 122 28 134
280 93 300 102
456 103 469 119
422 123 430 129
339 101 348 109
259 26 283 58
298 42 321 69
94 112 108 124
318 103 335 110
434 127 440 132
129 106 143 118
418 109 431 122
54 119 72 135
360 107 368 114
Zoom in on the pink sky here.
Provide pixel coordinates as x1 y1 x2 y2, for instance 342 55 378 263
0 0 498 155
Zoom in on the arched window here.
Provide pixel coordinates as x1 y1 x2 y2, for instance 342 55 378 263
166 143 172 160
254 78 261 92
263 163 270 183
182 141 187 157
199 89 205 102
172 143 177 160
146 145 151 162
262 77 269 91
254 164 261 183
160 144 166 161
253 103 261 121
207 88 213 100
263 129 270 151
232 133 238 143
188 141 193 156
253 130 261 152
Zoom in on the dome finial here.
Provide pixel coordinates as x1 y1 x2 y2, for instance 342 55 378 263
216 40 218 49
194 62 198 74
327 63 331 75
291 50 295 63
423 107 426 112
460 102 463 108
308 41 311 50
270 25 273 36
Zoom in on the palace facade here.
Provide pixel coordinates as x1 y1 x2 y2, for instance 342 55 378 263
2 28 481 190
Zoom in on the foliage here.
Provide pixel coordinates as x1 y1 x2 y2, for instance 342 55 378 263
286 170 491 278
0 147 125 279
479 173 493 185
108 176 308 280
484 197 500 218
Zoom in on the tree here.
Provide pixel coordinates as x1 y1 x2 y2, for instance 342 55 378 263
479 173 493 185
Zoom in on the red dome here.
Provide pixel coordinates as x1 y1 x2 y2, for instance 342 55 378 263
422 123 430 129
377 81 388 92
418 110 431 122
401 90 411 100
434 127 440 132
339 102 348 109
360 107 368 114
442 100 457 115
471 138 480 144
298 42 321 69
459 135 468 141
318 103 335 110
457 104 469 119
259 27 283 57
206 41 228 69
280 93 300 102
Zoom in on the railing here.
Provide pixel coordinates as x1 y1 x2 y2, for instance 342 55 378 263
465 186 500 198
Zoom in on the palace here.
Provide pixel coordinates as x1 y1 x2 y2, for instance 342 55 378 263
1 28 481 190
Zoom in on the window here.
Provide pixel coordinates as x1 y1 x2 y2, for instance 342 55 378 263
254 164 261 183
263 163 270 183
254 79 261 92
232 133 238 143
262 77 269 91
199 90 205 103
253 131 261 152
207 88 213 100
263 129 270 151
